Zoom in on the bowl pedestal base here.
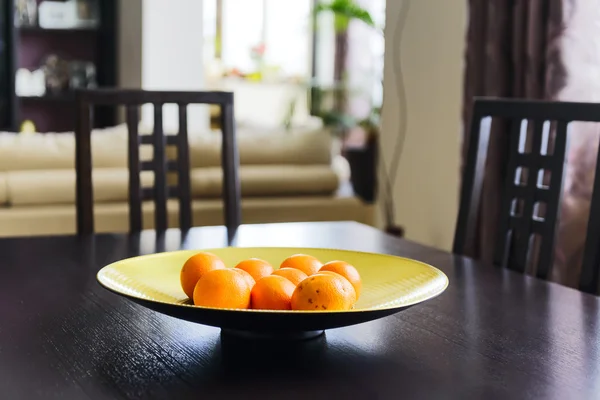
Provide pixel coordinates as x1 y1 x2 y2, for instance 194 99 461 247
221 329 325 341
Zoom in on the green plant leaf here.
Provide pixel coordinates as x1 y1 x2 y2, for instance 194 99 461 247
315 0 376 32
317 111 357 130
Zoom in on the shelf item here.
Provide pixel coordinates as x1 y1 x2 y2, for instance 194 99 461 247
15 68 45 96
14 0 37 27
38 0 99 30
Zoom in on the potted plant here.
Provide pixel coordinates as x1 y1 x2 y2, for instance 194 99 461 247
312 0 380 203
343 108 379 203
313 0 376 113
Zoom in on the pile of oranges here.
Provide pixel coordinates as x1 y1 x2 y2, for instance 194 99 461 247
180 252 362 311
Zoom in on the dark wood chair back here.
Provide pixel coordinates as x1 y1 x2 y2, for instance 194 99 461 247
454 97 600 294
74 89 241 242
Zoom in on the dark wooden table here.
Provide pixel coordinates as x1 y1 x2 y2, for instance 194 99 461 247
1 221 599 399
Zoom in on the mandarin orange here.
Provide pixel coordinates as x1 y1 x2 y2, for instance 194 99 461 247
235 258 274 281
251 275 296 310
232 268 256 288
320 261 362 298
280 254 322 276
271 268 308 286
180 252 226 299
291 273 356 311
193 268 252 309
317 271 344 279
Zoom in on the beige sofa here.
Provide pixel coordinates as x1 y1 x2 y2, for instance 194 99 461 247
0 125 372 237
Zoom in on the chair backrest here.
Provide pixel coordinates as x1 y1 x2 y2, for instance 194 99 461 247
454 97 600 294
74 89 241 242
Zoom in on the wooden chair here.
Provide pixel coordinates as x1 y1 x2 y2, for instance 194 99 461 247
454 97 600 294
74 89 241 243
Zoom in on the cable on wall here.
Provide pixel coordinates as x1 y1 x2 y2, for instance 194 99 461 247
380 0 410 229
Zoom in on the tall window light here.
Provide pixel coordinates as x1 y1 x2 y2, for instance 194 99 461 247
203 0 312 80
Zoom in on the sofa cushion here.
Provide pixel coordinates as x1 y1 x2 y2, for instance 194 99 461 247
6 169 154 206
0 125 136 171
189 129 333 168
5 165 339 206
0 173 7 205
0 196 373 237
190 165 339 198
0 126 333 172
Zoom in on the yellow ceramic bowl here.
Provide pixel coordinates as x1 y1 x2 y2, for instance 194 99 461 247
97 247 448 335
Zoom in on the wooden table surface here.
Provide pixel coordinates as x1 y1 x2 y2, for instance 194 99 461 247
1 221 599 399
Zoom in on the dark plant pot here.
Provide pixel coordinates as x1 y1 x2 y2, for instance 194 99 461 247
345 137 377 203
385 225 405 238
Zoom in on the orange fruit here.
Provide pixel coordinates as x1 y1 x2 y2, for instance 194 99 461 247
234 258 274 281
232 268 256 288
280 254 322 276
193 269 252 309
251 275 296 310
318 271 344 279
180 252 226 299
271 268 308 286
320 261 362 299
291 273 356 311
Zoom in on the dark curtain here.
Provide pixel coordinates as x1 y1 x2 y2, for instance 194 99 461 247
461 0 567 264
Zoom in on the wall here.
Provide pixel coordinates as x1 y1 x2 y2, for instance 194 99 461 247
379 0 466 250
142 0 207 131
118 0 143 90
116 0 207 130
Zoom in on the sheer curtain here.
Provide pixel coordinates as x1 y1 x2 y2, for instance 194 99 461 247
346 0 386 118
553 1 600 287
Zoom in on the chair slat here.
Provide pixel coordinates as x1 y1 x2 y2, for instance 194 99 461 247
140 161 154 171
140 135 178 145
126 105 142 233
531 219 547 235
140 160 178 172
220 102 242 244
536 121 568 279
75 99 94 235
142 186 178 200
580 137 600 294
177 104 192 232
514 154 553 168
141 187 154 201
153 103 168 232
512 119 545 270
453 109 492 256
494 118 522 267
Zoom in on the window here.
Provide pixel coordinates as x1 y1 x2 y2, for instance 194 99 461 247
201 0 386 127
203 0 312 80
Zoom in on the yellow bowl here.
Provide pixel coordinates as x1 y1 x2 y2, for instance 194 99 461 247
97 247 448 336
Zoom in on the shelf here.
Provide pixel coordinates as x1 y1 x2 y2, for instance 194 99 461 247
2 0 118 131
17 25 99 33
18 94 74 102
